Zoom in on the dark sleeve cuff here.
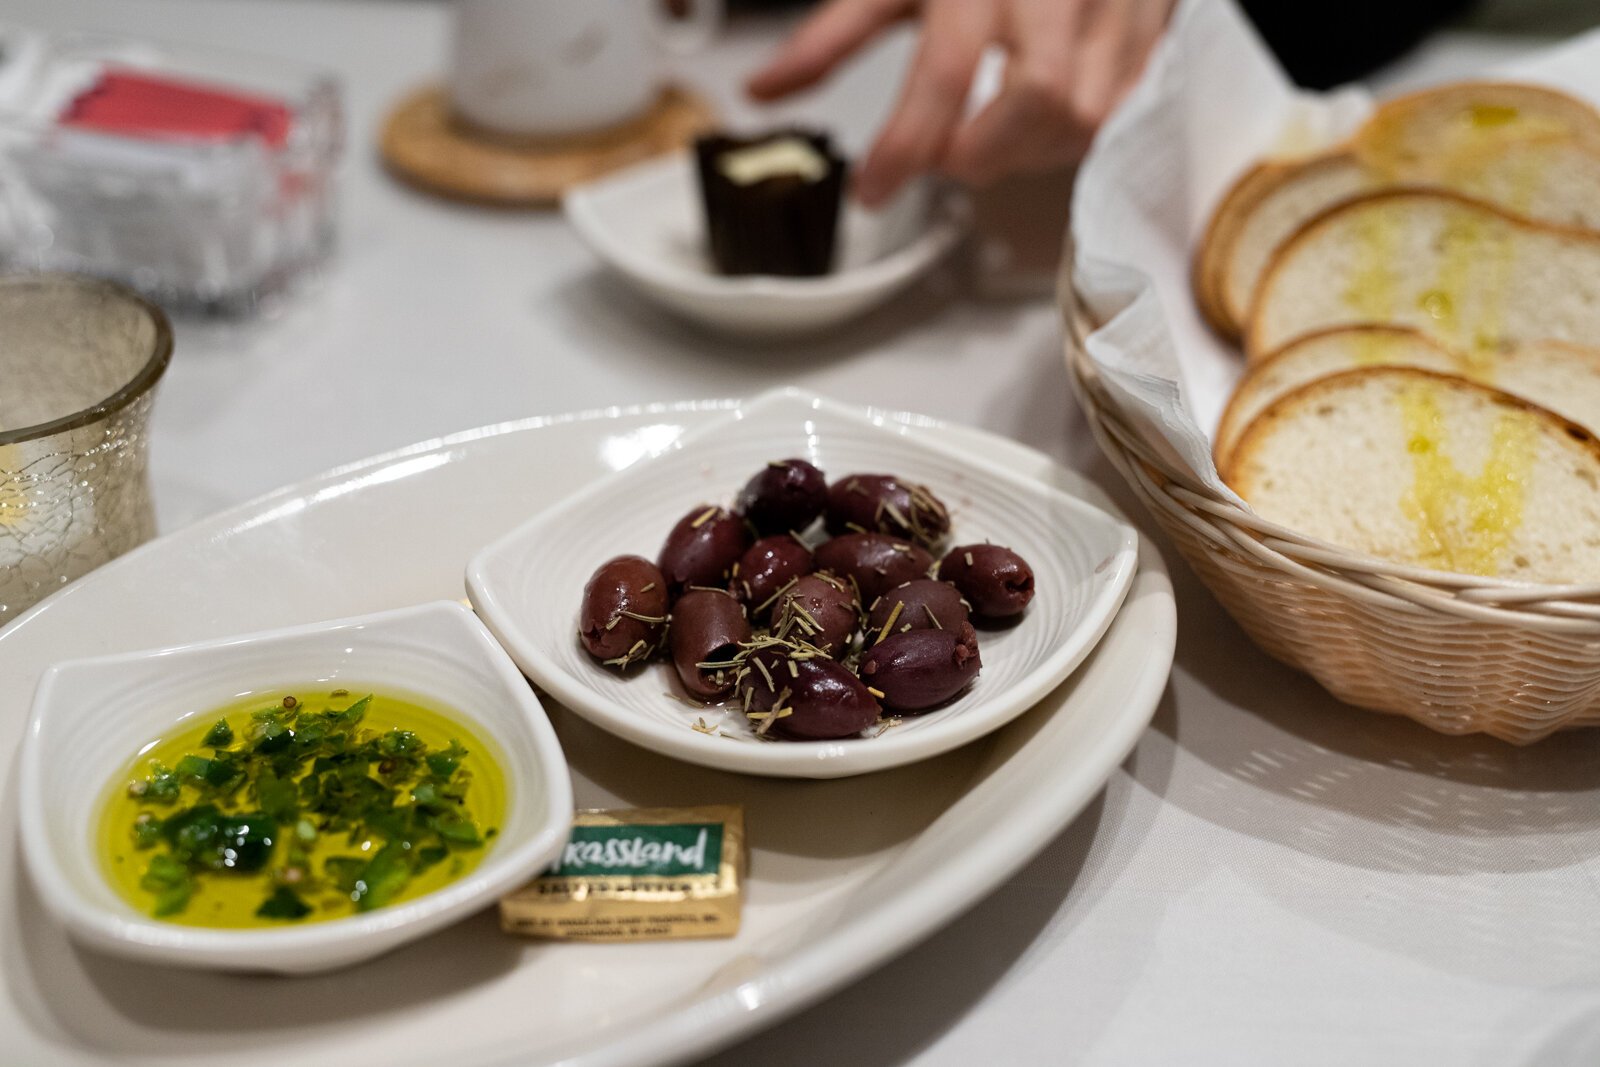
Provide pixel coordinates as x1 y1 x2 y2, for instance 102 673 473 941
1237 0 1479 89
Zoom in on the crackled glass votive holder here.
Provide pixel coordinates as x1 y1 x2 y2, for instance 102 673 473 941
0 274 172 623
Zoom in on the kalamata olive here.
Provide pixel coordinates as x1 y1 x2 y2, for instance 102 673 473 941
739 647 881 740
813 533 933 605
658 504 752 599
825 474 950 548
579 555 670 668
938 544 1036 618
865 579 969 644
859 623 981 712
774 573 859 657
669 589 751 700
736 459 828 536
732 535 814 617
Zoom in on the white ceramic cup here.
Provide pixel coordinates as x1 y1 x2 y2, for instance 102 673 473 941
449 0 721 138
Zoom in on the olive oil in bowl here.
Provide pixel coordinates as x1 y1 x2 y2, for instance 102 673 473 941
98 689 507 928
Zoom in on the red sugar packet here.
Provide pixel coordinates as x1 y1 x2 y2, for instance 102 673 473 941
60 69 292 147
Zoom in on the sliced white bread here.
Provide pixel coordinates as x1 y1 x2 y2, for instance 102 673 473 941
1225 366 1600 583
1215 327 1457 467
1193 160 1302 339
1220 142 1600 337
1215 327 1600 469
1353 81 1600 177
1247 191 1600 359
1427 138 1600 227
1214 154 1373 339
1473 337 1600 432
1203 82 1600 339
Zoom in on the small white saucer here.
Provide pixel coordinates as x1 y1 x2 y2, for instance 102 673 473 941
562 152 965 337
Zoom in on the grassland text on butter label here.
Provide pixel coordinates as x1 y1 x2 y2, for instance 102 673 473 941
548 823 722 878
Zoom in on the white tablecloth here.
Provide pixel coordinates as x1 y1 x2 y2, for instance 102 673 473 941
9 2 1600 1064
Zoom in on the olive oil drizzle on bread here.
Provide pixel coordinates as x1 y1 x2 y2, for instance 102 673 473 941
1397 379 1536 575
1247 190 1600 358
1225 367 1600 583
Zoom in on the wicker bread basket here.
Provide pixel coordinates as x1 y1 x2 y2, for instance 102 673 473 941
1062 279 1600 744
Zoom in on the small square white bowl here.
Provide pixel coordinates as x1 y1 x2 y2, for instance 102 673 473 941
467 389 1139 779
18 601 572 975
562 152 964 338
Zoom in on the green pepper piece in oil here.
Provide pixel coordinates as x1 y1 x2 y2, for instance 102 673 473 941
117 693 490 922
256 886 312 920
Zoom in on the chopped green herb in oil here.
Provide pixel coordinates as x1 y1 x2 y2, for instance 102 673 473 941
99 691 506 927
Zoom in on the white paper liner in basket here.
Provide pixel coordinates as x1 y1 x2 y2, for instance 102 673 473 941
1067 0 1600 742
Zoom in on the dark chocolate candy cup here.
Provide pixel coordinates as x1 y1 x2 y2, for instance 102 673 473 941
695 131 848 278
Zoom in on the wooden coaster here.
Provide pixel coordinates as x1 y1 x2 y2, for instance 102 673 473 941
380 84 717 207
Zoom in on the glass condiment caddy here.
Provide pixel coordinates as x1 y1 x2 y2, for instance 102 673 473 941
0 25 341 313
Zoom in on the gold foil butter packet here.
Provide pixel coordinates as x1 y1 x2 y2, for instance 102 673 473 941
500 804 745 942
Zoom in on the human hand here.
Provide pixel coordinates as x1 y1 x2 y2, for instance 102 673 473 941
747 0 1177 206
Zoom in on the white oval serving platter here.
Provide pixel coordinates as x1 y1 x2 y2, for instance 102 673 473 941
0 398 1173 1067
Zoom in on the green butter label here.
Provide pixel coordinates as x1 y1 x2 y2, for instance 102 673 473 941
547 822 723 878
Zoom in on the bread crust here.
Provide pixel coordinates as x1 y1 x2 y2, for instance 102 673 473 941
1248 322 1442 366
1192 160 1288 340
1216 152 1372 333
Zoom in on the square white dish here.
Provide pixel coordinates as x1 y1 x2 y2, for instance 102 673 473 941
18 600 573 974
562 152 964 337
467 388 1138 778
